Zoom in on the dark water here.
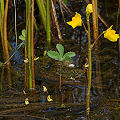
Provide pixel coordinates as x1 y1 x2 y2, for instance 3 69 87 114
0 0 120 119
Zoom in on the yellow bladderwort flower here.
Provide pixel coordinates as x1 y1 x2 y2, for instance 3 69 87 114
67 12 82 29
47 95 53 102
86 4 93 14
104 25 119 42
43 86 48 93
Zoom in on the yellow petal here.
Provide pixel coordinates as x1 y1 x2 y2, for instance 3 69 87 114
47 95 53 102
104 26 119 42
67 12 82 29
86 4 93 14
43 86 48 92
34 57 39 61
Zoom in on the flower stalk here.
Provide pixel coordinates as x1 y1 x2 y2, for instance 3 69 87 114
66 3 119 115
86 13 92 115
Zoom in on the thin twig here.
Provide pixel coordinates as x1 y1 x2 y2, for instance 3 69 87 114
50 0 63 41
14 0 18 47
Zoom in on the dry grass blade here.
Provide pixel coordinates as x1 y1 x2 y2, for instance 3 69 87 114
57 0 74 15
58 0 65 23
50 0 63 41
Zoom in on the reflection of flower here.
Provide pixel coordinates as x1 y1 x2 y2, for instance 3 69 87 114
25 98 29 105
67 12 82 29
43 86 48 93
86 4 93 14
47 95 53 102
104 25 119 42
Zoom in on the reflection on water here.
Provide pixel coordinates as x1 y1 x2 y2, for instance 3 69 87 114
0 0 120 119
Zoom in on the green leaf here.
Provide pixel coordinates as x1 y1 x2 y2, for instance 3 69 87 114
19 35 25 41
63 52 75 58
63 0 67 4
47 51 60 60
56 44 64 57
22 29 26 37
63 55 72 61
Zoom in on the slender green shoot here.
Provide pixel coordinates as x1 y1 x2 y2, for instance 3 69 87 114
46 0 51 48
47 44 76 92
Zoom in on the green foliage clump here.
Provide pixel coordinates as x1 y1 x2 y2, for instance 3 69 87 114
47 44 75 62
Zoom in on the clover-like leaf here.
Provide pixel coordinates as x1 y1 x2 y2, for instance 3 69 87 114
56 44 64 57
63 52 75 59
47 51 60 60
19 35 25 41
63 55 72 61
22 29 26 37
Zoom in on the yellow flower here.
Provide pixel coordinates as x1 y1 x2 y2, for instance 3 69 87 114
25 98 29 105
86 4 93 14
67 12 82 29
104 25 119 42
43 86 48 93
47 95 53 102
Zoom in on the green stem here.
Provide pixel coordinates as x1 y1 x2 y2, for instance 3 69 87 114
46 0 51 48
91 32 104 49
82 21 88 34
26 0 32 89
36 0 46 30
59 62 62 92
0 0 4 53
0 0 4 20
31 0 35 89
86 16 92 115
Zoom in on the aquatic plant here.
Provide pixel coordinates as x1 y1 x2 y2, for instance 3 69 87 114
47 44 76 92
19 29 26 41
67 3 119 115
0 0 11 89
25 0 35 89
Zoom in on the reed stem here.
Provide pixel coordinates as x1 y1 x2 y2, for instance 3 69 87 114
31 0 35 89
36 0 46 30
92 0 98 43
0 0 4 54
0 0 4 20
28 0 32 89
46 0 51 48
3 0 11 89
